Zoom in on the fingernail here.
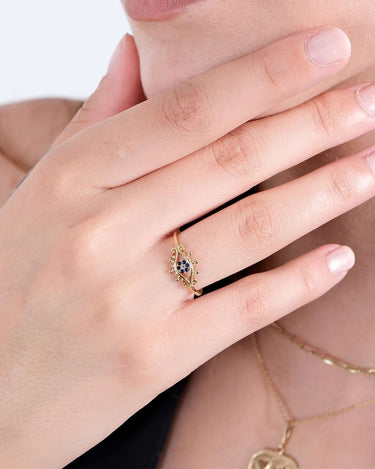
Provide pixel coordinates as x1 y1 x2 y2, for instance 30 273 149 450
326 245 355 275
305 27 351 67
355 83 375 117
107 34 129 73
366 150 375 175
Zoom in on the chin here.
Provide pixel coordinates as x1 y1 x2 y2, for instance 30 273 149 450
127 0 281 99
126 0 374 115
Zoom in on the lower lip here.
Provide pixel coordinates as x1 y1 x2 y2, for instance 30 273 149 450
124 0 204 21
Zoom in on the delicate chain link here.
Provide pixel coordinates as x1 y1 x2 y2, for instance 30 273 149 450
252 332 375 426
252 332 292 423
271 321 375 376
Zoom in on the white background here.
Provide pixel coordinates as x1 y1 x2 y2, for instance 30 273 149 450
0 0 132 104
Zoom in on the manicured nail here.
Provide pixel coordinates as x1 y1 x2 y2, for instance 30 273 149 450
366 150 375 175
305 27 351 67
107 34 129 73
326 245 355 275
355 83 375 117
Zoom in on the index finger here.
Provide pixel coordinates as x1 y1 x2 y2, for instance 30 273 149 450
45 26 351 191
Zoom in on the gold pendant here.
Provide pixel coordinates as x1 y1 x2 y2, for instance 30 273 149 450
248 421 298 469
248 448 299 469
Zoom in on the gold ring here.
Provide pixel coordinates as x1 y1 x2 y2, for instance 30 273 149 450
168 229 203 296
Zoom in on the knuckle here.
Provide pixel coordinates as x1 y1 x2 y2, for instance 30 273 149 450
308 94 343 139
259 52 290 93
298 262 321 297
234 277 270 331
209 125 263 180
61 215 105 276
236 196 278 253
329 165 359 203
161 80 211 135
35 150 76 201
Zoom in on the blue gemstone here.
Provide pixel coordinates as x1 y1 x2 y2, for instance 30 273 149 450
186 263 190 268
182 260 186 264
178 261 181 265
181 269 185 273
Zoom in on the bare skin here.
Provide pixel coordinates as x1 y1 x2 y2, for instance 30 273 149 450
117 1 375 467
0 3 375 467
0 98 82 205
155 72 375 469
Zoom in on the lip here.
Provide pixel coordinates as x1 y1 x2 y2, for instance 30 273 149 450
124 0 204 21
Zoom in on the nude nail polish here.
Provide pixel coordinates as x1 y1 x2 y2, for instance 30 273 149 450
305 27 351 67
326 246 355 275
355 83 375 118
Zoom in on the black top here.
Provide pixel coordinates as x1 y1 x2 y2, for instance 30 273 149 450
64 376 190 469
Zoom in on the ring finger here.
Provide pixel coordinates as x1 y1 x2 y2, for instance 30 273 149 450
125 81 375 238
162 145 375 289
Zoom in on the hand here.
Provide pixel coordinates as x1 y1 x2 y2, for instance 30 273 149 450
0 33 145 206
1 26 375 467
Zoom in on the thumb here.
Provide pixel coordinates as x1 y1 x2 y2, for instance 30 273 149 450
51 33 145 148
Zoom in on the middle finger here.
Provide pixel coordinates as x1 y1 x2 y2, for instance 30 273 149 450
120 81 375 238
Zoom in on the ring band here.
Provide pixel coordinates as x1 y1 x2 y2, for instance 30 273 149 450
169 229 203 297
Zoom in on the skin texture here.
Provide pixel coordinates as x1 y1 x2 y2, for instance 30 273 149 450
0 5 374 468
124 0 375 106
3 28 369 467
0 98 82 204
119 1 375 467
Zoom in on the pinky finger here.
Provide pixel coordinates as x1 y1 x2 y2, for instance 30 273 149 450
51 34 145 148
165 244 355 384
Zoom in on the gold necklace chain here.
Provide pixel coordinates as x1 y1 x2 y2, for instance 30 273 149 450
252 331 375 426
248 332 375 468
270 321 375 376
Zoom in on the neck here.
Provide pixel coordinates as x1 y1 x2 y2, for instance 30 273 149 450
256 65 375 414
